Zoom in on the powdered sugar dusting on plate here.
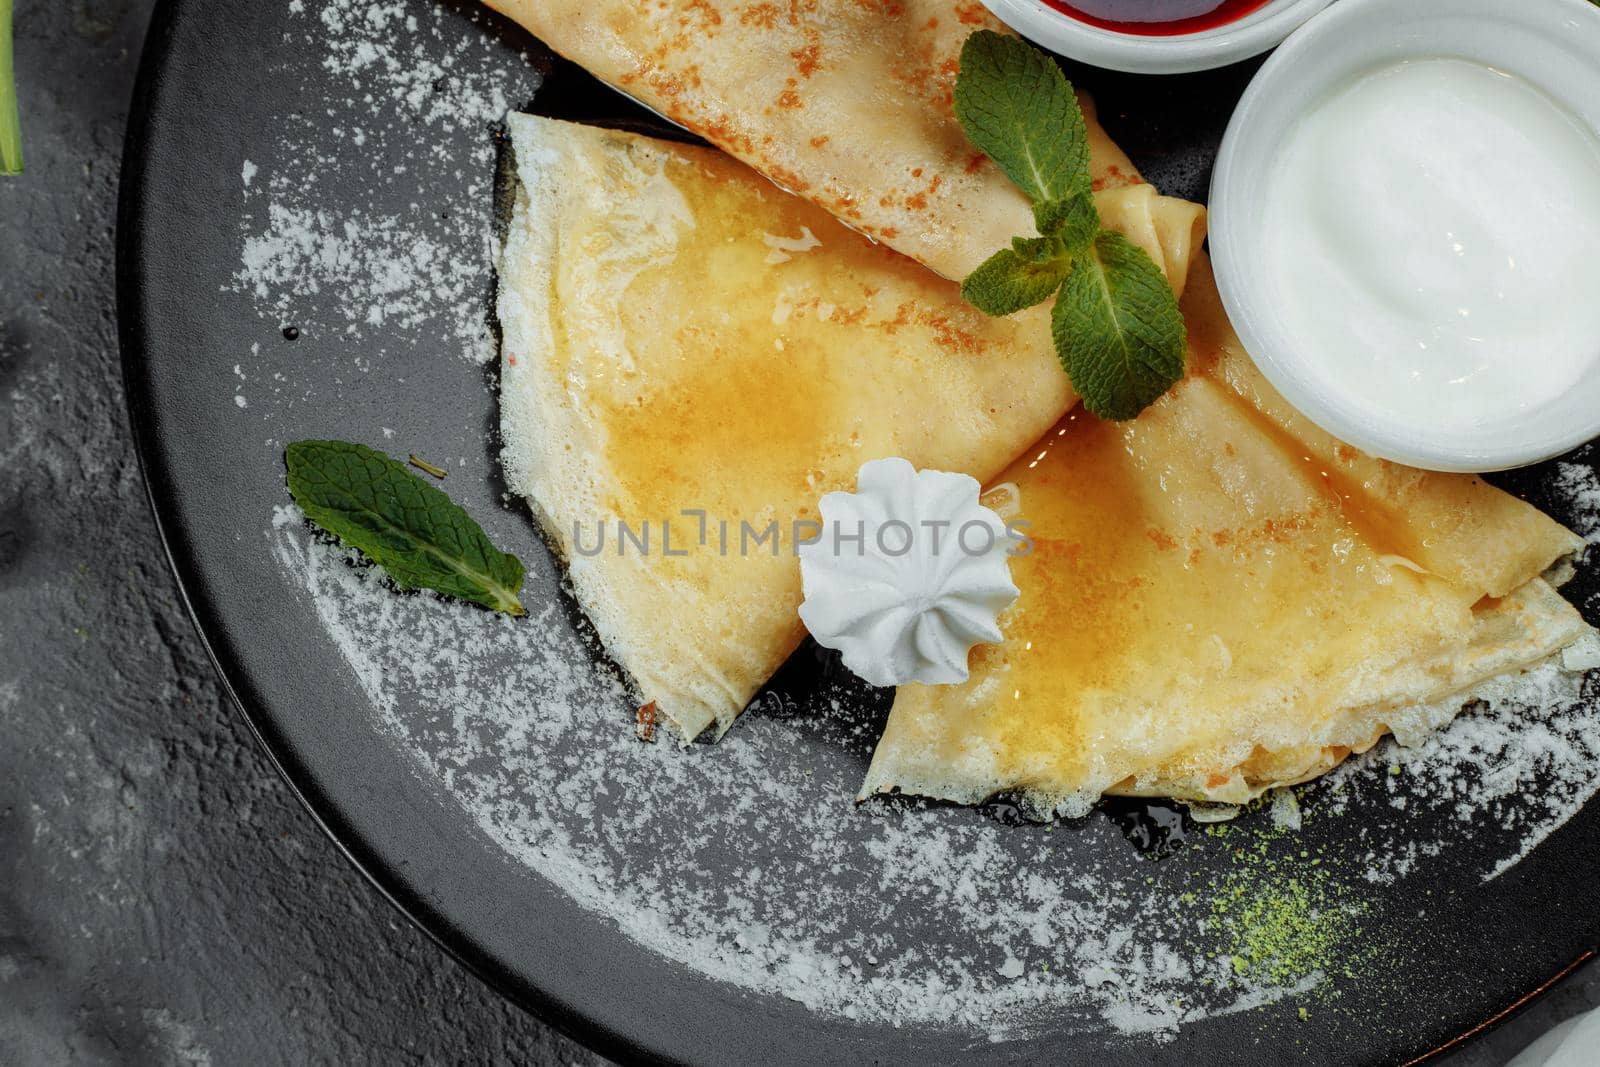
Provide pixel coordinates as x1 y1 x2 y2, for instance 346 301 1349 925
269 490 1599 1037
268 507 1309 1035
230 0 528 364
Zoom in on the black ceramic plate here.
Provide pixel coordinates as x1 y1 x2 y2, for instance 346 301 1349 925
118 1 1600 1063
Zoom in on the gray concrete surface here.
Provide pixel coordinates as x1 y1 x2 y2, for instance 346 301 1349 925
0 1 604 1063
0 1 1592 1064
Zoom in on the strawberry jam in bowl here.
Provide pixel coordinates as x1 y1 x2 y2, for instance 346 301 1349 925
979 0 1333 73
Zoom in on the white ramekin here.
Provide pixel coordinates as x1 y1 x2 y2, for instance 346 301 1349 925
1209 0 1600 473
978 0 1333 75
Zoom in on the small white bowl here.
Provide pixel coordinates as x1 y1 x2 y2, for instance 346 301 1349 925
979 0 1333 75
1209 0 1600 473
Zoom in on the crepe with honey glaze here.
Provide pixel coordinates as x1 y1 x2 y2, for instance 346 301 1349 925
861 259 1590 813
484 0 1160 282
497 115 1204 741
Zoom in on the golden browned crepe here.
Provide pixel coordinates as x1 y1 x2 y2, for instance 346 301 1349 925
860 258 1589 814
497 115 1203 740
484 0 1153 281
494 1 1589 806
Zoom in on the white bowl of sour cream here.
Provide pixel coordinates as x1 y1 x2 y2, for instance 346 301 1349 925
1209 0 1600 472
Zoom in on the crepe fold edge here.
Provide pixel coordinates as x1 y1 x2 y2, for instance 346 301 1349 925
497 116 754 741
859 579 1590 815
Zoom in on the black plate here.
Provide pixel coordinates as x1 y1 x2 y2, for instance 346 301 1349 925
118 1 1600 1063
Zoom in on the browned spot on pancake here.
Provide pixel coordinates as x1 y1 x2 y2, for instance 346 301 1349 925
1146 528 1177 551
684 113 758 158
786 0 816 25
768 163 809 192
683 0 723 27
955 0 988 23
935 58 960 108
1211 512 1319 554
791 42 821 76
1092 164 1135 192
738 2 780 27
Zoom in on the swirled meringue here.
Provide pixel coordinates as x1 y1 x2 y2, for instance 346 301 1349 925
797 458 1020 687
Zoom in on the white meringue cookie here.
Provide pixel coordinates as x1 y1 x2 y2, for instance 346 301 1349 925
797 458 1021 688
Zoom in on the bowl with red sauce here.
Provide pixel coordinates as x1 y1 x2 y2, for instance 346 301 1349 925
979 0 1335 73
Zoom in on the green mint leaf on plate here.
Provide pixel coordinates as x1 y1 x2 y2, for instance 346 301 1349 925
954 30 1089 210
1033 190 1099 254
962 247 1073 317
1 0 21 175
1051 231 1187 421
285 440 527 616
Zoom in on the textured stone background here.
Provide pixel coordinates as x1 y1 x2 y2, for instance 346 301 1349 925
0 1 1592 1064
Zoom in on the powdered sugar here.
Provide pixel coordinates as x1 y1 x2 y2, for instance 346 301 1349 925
269 489 1599 1036
268 507 1313 1034
229 0 527 363
1555 461 1600 546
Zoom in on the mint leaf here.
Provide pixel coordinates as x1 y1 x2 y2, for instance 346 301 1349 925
1033 190 1099 254
285 440 527 615
953 29 1188 419
954 30 1089 212
1010 234 1062 264
962 247 1072 317
1051 231 1187 421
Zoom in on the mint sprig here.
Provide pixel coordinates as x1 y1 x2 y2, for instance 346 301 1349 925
1054 231 1188 420
285 440 527 616
1 0 20 175
954 30 1186 421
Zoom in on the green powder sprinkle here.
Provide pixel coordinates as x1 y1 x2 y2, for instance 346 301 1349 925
1201 821 1369 988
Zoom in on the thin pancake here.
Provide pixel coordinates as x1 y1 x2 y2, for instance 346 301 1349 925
484 0 1147 281
861 258 1589 814
497 115 1203 740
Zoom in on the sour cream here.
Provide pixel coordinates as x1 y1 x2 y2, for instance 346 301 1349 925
1260 58 1600 432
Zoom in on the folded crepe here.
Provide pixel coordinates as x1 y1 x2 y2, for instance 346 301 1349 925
497 114 1203 740
860 257 1589 814
495 0 1590 807
484 0 1158 281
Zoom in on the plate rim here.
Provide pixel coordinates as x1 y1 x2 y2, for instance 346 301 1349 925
112 3 671 1063
111 0 1600 1062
